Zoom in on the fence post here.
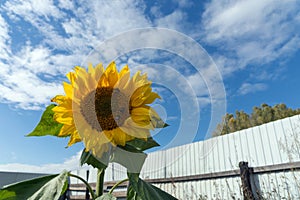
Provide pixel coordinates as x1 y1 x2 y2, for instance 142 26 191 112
239 161 255 199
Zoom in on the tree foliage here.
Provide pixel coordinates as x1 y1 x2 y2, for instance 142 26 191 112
212 103 300 136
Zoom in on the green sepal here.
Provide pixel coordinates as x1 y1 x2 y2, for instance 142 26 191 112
152 116 169 128
125 137 160 152
127 185 143 200
127 173 178 200
112 137 159 173
80 148 108 170
162 123 170 128
95 193 117 200
110 148 147 173
27 104 63 137
0 170 69 200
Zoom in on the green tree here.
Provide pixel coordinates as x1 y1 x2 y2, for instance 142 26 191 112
250 106 263 126
295 108 300 115
235 110 251 131
212 113 235 136
261 103 274 123
273 103 289 119
212 103 300 137
227 114 237 133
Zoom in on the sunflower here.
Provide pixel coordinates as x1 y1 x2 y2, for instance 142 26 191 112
51 61 162 157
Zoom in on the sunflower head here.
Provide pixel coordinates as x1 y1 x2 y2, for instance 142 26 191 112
51 61 164 158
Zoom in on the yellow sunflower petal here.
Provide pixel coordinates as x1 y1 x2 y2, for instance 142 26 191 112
123 71 150 96
66 66 81 84
86 73 97 90
63 82 73 98
67 131 81 146
51 95 68 104
94 63 104 81
133 71 149 86
88 63 95 74
121 122 150 139
75 73 89 95
132 71 142 82
98 73 110 87
105 61 119 86
119 65 129 77
130 107 154 129
89 142 110 159
131 106 150 115
103 130 114 144
130 84 151 107
142 92 161 105
111 128 128 146
52 98 72 111
58 124 75 137
54 115 73 125
115 70 130 89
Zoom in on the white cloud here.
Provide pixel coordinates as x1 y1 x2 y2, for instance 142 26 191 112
3 0 63 20
185 73 208 96
0 45 68 109
57 0 74 10
174 0 193 8
1 0 296 112
202 0 300 73
238 83 268 95
115 48 219 108
91 1 149 36
0 151 84 174
0 14 11 60
0 0 152 110
0 0 225 112
155 10 187 30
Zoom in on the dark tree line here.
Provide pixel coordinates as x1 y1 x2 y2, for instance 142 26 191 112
212 103 300 136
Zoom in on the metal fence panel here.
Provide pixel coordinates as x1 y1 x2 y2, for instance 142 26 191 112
69 115 300 199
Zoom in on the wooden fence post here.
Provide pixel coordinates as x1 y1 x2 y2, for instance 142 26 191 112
239 161 255 199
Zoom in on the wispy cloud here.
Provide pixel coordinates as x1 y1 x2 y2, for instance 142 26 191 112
0 151 84 173
0 0 299 112
0 0 226 150
0 0 151 110
238 82 268 95
202 0 300 76
0 14 10 60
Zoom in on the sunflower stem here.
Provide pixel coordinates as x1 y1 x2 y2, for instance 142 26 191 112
96 168 105 197
109 178 129 194
69 173 96 200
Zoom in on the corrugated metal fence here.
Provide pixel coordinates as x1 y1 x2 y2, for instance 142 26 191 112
0 171 49 188
70 115 300 199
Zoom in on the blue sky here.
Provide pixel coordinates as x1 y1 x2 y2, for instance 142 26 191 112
0 0 299 173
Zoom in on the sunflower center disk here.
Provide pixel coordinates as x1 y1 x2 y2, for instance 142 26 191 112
80 87 130 131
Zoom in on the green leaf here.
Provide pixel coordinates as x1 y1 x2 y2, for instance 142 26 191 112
127 173 177 200
0 170 68 200
118 144 141 153
0 174 57 200
95 193 117 200
28 170 69 200
27 104 63 137
125 137 160 152
80 149 108 170
110 148 147 173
